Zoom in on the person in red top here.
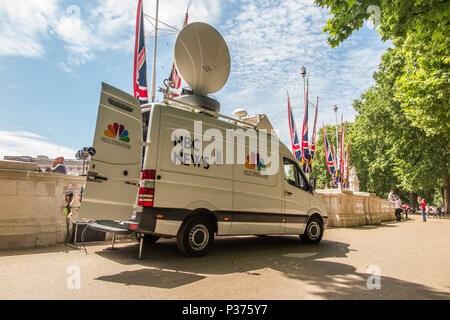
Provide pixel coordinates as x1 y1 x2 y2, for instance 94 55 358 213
402 203 409 219
420 198 427 222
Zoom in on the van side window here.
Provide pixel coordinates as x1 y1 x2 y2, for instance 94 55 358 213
284 162 297 187
283 158 308 191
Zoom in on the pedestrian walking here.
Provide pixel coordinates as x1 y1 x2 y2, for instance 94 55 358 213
417 197 422 214
402 203 409 219
437 205 442 218
394 196 402 221
426 204 430 218
433 206 438 218
420 198 427 222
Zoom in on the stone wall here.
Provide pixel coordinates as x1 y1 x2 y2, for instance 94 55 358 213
0 160 85 249
316 189 396 227
0 160 396 250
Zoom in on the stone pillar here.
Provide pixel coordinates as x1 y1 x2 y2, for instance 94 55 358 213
315 189 341 227
0 160 86 249
349 167 360 193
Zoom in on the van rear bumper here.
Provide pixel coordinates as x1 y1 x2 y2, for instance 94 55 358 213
134 207 186 236
134 207 158 234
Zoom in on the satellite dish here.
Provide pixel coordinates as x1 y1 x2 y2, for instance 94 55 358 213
232 108 248 120
174 22 231 96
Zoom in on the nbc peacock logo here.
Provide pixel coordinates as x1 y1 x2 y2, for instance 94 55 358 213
245 152 266 171
104 123 130 143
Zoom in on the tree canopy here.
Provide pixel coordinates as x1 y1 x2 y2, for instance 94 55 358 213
312 0 449 211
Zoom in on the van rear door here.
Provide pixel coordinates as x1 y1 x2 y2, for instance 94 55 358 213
78 83 143 221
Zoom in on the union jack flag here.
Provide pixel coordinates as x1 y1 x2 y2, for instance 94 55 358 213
169 64 182 97
133 0 148 104
323 127 337 187
309 96 319 163
301 79 311 173
339 116 345 186
345 142 350 188
169 5 189 97
287 93 302 162
333 144 340 184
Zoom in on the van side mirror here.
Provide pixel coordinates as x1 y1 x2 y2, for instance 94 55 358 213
309 178 316 190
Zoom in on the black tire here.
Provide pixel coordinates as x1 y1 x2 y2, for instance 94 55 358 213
300 216 323 244
176 215 214 257
136 234 160 245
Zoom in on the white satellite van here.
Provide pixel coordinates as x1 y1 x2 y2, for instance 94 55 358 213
78 23 328 257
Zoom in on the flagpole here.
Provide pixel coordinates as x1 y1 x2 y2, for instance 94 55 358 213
300 66 306 169
333 105 341 191
301 66 307 108
333 105 339 159
150 0 159 103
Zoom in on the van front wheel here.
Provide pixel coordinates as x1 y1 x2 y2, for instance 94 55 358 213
300 216 323 244
177 216 214 257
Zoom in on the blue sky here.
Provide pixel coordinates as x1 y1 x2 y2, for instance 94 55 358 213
0 0 391 159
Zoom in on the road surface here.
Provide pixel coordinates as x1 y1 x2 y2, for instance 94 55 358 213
0 215 449 299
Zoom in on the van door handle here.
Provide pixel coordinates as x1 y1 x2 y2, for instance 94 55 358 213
284 190 293 196
87 172 108 183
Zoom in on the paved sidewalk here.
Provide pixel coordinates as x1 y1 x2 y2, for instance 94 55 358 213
0 215 449 299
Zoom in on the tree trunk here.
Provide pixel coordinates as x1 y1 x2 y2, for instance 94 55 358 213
409 192 418 211
443 171 449 215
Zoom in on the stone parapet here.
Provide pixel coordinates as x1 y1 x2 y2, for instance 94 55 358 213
0 161 85 249
316 189 395 227
0 160 396 250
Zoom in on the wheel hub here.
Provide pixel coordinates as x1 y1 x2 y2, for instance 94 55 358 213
189 224 209 251
307 221 321 240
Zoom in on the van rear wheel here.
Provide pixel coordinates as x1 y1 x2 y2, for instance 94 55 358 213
177 216 214 257
300 216 323 244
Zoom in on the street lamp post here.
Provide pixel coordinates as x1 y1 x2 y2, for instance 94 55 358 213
301 66 307 107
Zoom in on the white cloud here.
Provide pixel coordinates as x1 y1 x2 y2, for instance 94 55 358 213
0 0 389 149
53 1 136 65
215 0 390 146
0 0 221 66
58 62 73 73
0 0 59 57
143 0 221 28
0 130 77 159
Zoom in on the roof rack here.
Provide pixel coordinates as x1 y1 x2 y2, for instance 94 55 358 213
161 97 256 129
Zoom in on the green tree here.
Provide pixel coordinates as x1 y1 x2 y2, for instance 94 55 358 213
351 48 442 203
315 0 449 52
315 0 450 212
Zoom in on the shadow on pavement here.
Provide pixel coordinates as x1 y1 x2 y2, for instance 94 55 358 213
96 268 205 289
282 259 449 299
94 236 450 299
